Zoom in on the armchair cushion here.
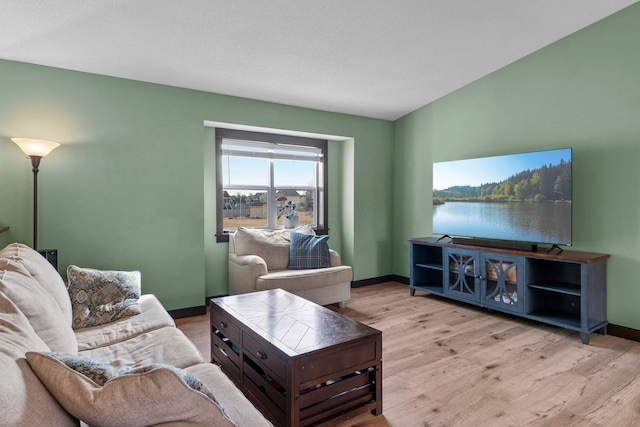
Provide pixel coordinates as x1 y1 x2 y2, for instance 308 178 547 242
289 232 330 269
256 266 352 292
234 225 314 270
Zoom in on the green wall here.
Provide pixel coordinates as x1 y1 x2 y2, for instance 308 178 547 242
393 3 640 329
2 2 639 331
0 60 394 310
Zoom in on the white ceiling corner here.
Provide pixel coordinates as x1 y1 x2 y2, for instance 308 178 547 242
1 0 638 120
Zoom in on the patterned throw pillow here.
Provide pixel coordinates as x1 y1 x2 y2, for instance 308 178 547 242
35 352 215 400
67 265 142 329
289 232 331 269
25 352 235 427
122 364 216 401
41 352 120 385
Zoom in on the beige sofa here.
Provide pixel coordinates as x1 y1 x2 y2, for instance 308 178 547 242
0 243 271 427
228 226 352 307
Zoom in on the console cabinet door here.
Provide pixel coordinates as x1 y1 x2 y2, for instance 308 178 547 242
480 252 523 313
444 248 480 302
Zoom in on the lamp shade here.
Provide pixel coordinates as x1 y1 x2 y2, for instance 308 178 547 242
11 138 60 157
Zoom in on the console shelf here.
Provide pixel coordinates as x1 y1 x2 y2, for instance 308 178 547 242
528 281 581 296
415 262 443 270
409 237 609 344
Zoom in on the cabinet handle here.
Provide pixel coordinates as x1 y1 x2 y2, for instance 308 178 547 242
218 347 228 358
220 321 228 328
256 350 268 360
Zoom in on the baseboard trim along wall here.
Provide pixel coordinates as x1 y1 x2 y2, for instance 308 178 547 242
351 274 409 288
173 280 640 343
607 324 640 343
169 294 232 319
168 305 206 319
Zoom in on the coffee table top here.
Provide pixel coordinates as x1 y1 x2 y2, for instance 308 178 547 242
211 289 381 357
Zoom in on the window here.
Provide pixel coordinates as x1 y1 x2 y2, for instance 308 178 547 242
216 129 328 242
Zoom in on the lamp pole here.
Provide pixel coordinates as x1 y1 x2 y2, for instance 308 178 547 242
30 155 42 249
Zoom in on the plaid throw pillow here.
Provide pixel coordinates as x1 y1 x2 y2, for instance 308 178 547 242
289 232 330 269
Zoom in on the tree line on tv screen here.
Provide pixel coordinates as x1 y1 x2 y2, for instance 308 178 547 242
434 160 572 204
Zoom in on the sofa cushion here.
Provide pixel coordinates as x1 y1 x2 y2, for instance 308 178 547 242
0 258 78 354
0 291 78 427
79 326 204 369
0 242 73 325
26 351 236 427
67 265 142 329
187 363 273 427
75 294 176 351
234 225 314 270
289 232 331 269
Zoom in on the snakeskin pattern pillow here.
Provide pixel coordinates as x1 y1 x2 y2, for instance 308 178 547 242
43 352 119 385
25 351 234 427
122 364 216 401
67 265 142 329
36 352 215 401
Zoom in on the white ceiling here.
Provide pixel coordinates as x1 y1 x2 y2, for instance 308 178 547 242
1 1 637 120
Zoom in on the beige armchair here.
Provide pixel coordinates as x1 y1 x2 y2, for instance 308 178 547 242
228 226 352 307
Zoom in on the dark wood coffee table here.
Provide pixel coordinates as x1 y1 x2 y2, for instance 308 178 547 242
210 288 382 426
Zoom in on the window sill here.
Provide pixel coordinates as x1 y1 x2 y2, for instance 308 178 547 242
216 227 328 243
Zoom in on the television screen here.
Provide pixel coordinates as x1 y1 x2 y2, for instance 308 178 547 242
433 148 572 246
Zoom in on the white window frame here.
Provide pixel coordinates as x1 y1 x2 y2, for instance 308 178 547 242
215 128 328 242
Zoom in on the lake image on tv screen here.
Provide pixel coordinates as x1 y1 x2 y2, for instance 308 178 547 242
433 148 572 245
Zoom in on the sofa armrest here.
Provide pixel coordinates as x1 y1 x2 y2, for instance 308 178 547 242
228 253 268 295
329 249 342 267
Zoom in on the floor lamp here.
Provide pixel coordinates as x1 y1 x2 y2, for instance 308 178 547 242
12 138 60 250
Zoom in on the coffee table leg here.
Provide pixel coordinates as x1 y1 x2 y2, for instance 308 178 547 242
374 338 383 415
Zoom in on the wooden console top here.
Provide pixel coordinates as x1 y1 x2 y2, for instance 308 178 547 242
409 237 610 263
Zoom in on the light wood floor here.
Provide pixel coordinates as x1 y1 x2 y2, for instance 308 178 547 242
176 282 640 426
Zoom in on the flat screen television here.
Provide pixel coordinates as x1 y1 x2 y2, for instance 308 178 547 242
432 148 572 248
